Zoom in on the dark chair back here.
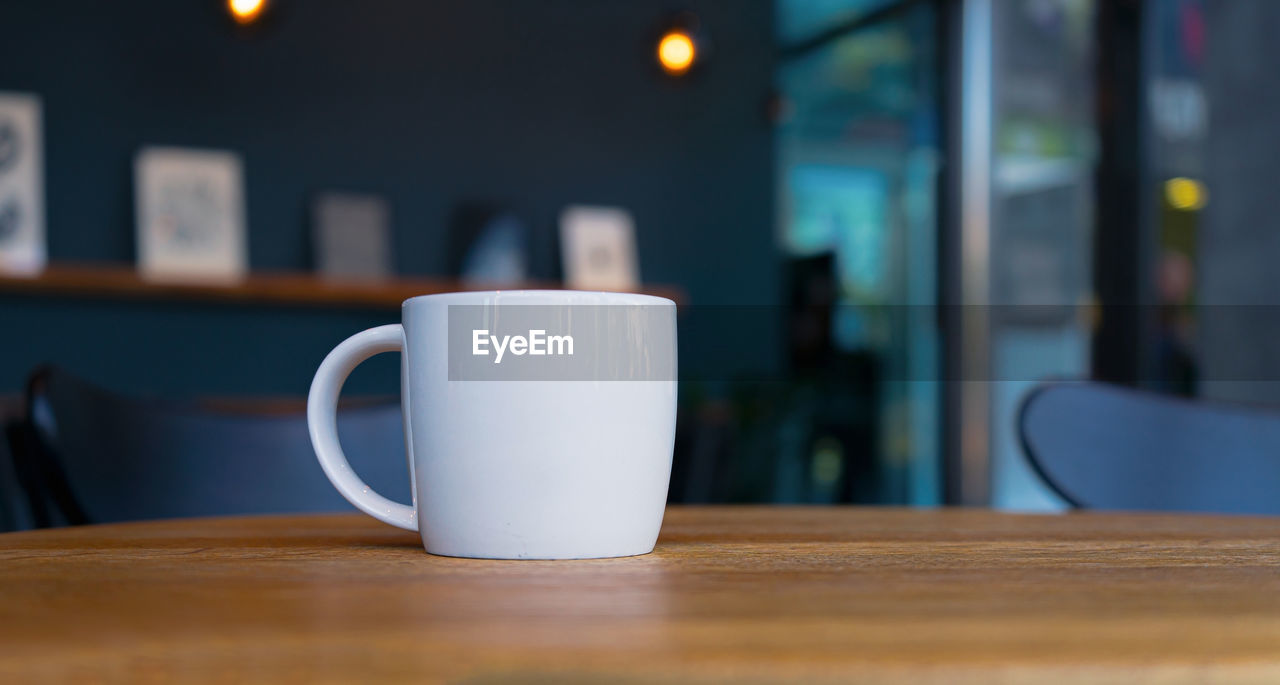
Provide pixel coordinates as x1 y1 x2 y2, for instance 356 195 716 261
7 367 408 527
1020 382 1280 514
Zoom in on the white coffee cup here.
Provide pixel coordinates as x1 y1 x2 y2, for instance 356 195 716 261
308 290 677 559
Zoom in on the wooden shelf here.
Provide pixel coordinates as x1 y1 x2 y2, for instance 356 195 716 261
0 263 686 309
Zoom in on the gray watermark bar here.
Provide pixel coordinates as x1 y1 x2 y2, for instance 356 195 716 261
448 304 677 381
448 303 1280 382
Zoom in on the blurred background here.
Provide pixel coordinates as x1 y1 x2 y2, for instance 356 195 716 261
1 0 1277 522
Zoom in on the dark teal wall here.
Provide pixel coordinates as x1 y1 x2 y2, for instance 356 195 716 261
0 0 779 397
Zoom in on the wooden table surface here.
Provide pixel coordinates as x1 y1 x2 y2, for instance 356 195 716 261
3 507 1280 684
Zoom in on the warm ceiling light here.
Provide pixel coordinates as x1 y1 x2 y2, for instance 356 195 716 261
1165 177 1208 211
658 31 696 75
228 0 267 25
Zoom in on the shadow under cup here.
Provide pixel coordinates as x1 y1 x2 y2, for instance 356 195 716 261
310 290 677 560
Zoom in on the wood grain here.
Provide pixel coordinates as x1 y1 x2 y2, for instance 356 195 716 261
0 262 687 309
2 507 1280 683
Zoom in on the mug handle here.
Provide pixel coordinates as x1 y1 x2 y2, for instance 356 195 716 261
307 324 417 531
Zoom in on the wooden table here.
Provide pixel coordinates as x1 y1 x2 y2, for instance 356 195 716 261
3 507 1280 683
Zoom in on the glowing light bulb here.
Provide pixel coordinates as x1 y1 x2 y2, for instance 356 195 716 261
658 32 696 75
228 0 267 25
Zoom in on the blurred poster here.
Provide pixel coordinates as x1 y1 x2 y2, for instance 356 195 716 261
0 93 45 276
559 205 639 291
134 147 247 283
312 192 392 282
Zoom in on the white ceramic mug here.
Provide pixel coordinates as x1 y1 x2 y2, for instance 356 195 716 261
307 290 677 559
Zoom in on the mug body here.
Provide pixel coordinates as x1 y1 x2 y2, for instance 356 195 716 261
401 290 677 559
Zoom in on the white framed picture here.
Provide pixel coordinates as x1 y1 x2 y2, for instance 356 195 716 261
0 92 45 276
559 205 639 291
135 147 247 283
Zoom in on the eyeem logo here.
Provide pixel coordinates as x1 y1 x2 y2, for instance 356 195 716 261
472 329 574 364
449 304 673 381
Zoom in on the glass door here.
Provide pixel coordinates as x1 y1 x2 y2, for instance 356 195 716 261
775 0 942 504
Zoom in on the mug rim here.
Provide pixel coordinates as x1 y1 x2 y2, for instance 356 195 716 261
402 289 675 307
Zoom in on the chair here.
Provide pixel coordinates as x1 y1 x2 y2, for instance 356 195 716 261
1019 381 1280 514
4 366 409 528
0 403 24 531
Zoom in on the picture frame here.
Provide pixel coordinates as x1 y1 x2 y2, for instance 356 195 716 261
134 147 247 283
559 205 639 291
311 192 393 282
0 92 45 276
